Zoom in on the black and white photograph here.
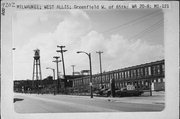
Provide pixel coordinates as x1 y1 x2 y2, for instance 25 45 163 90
1 1 179 119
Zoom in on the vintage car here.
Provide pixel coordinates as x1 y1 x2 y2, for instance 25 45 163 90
115 85 144 97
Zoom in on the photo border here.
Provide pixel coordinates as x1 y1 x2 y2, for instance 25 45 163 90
1 1 179 119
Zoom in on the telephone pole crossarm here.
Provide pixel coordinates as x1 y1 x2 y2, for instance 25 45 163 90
57 45 67 88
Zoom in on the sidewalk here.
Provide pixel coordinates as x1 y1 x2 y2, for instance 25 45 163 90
61 91 164 105
14 91 165 105
103 91 164 104
65 91 165 105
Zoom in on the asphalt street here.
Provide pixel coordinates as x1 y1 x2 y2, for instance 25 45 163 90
14 93 164 113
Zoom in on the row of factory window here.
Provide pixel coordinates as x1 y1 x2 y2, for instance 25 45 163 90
74 77 164 89
73 64 164 87
92 78 164 89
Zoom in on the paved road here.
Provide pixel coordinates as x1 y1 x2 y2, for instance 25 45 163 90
14 93 164 113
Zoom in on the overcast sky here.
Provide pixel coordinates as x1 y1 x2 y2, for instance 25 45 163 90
13 9 164 80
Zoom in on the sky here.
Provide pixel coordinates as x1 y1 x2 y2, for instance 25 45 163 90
13 9 164 80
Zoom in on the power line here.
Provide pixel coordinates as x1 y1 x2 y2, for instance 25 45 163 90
128 20 163 40
121 12 162 33
101 11 162 34
58 11 163 48
133 22 163 40
127 19 163 40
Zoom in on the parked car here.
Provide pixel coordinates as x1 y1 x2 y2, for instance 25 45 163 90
95 88 111 97
115 85 144 97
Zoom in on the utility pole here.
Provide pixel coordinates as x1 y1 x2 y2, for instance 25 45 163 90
71 65 75 76
57 45 67 88
53 56 61 94
96 51 103 86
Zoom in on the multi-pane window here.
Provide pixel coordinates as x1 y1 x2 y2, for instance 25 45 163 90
162 64 165 75
114 73 116 79
152 66 157 75
163 78 165 82
131 70 134 77
111 73 114 79
144 67 148 76
107 74 110 82
158 78 161 82
116 73 118 80
109 74 112 79
106 74 109 82
157 65 161 75
115 73 118 80
125 71 127 78
105 75 108 82
124 72 126 78
122 72 124 78
119 72 122 78
148 67 151 75
102 76 104 82
112 73 114 79
134 70 137 77
137 69 140 77
127 71 130 78
140 68 144 76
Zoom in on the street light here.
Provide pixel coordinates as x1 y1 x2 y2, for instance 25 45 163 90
53 56 61 94
96 51 103 86
77 51 93 98
46 67 56 95
46 67 55 80
71 65 75 76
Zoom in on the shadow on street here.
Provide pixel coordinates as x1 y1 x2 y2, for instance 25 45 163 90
14 98 24 103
